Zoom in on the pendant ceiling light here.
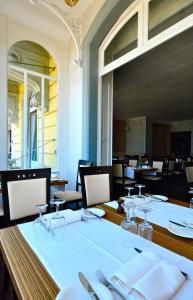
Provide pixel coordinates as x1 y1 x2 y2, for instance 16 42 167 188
64 0 79 7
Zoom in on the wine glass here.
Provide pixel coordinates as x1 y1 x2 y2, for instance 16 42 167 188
50 199 65 219
138 207 153 241
121 201 137 234
135 184 145 198
125 186 134 199
33 204 48 230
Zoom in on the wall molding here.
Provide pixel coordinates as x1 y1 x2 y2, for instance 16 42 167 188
30 0 82 66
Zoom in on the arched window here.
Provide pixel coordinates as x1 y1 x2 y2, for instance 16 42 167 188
7 41 58 169
99 0 193 76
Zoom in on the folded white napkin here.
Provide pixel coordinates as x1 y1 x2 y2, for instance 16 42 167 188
112 251 185 300
49 209 81 229
122 197 149 207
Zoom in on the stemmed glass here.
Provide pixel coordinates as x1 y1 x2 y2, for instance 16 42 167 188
50 199 65 219
125 186 134 199
135 184 145 198
138 207 153 241
33 204 49 230
121 200 137 234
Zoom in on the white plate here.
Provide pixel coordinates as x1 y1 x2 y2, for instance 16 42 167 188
55 281 113 300
82 208 105 218
167 222 193 239
152 195 168 201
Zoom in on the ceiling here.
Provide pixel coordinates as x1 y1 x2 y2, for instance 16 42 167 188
113 26 193 122
0 0 98 41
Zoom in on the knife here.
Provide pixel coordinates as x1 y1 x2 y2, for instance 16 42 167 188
81 208 102 219
169 220 193 231
134 248 189 280
78 272 100 300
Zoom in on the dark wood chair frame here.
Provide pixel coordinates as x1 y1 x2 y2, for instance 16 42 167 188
79 166 113 208
1 168 51 227
76 159 92 191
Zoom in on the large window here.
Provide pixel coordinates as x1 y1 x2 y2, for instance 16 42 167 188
7 41 58 169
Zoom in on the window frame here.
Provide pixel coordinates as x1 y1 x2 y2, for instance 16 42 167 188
8 64 58 170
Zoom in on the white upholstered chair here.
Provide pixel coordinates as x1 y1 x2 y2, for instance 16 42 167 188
1 168 51 226
54 159 92 208
79 166 112 207
141 161 164 181
128 159 138 167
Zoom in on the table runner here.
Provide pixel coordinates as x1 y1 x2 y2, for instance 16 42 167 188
106 199 193 229
18 209 193 299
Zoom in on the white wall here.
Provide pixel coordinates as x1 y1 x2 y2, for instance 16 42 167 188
172 119 193 154
0 14 82 185
126 116 146 154
66 38 83 190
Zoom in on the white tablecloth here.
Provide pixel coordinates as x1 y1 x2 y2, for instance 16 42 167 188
18 208 193 300
106 199 193 229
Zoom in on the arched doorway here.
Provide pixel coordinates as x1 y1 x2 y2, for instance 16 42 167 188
7 40 58 169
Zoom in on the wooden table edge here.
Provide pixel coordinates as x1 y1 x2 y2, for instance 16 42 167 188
0 226 59 300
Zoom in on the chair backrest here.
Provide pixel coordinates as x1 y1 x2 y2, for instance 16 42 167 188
168 160 175 171
80 166 112 207
1 168 51 225
128 159 138 167
112 162 124 178
76 159 92 191
185 166 193 184
152 161 164 174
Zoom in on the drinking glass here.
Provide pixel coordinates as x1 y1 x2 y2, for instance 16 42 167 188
125 186 134 199
190 198 193 209
138 207 153 241
121 201 137 234
50 199 65 219
33 204 48 230
135 184 145 198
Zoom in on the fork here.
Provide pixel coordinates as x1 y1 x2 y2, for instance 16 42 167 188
95 270 127 300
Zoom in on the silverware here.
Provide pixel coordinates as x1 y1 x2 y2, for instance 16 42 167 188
134 248 189 280
95 269 127 300
149 195 163 201
78 272 99 300
169 220 193 231
81 208 102 219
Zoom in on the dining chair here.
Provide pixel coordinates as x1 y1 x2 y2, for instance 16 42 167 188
54 159 92 209
163 160 175 176
141 161 164 194
185 166 193 199
1 168 51 226
112 161 137 197
79 166 113 207
128 159 138 167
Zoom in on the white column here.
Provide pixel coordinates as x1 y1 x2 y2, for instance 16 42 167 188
41 77 45 167
0 14 8 170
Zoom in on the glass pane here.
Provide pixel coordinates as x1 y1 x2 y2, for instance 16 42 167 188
27 74 42 168
7 68 24 169
104 13 138 65
44 78 57 168
149 0 193 39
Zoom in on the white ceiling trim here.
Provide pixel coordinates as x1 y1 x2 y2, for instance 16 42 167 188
30 0 82 65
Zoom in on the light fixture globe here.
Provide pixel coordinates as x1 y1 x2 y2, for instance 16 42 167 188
65 0 79 7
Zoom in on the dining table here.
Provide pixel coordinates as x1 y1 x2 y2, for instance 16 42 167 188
124 166 157 179
0 196 193 300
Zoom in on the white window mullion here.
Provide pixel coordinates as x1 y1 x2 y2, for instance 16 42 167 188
142 0 149 47
41 78 45 167
23 71 28 168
